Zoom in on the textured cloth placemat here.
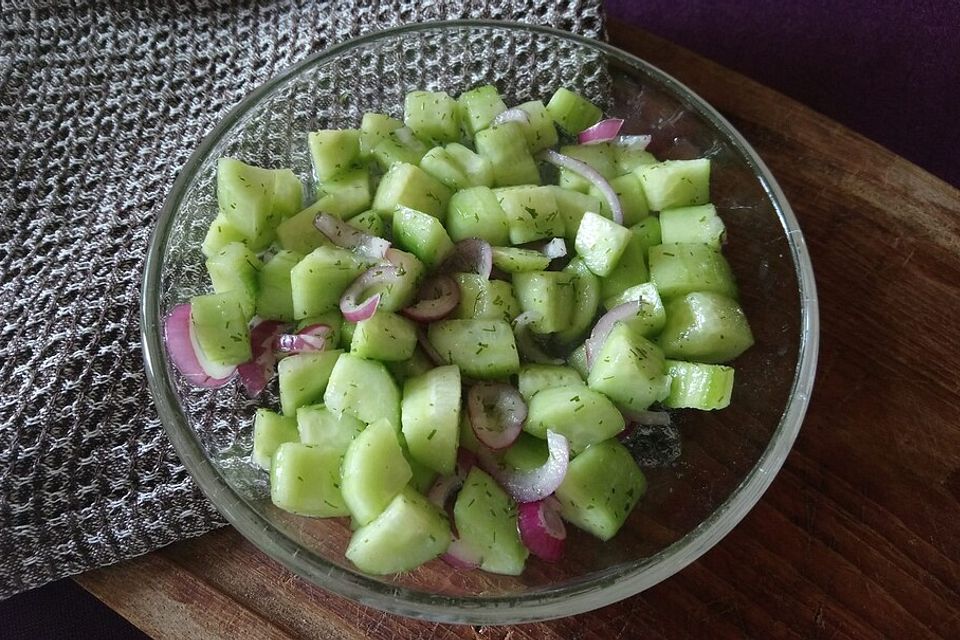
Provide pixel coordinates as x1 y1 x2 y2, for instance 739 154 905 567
0 0 604 599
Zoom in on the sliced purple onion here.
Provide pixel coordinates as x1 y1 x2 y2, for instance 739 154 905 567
314 212 390 261
443 238 492 279
274 324 332 355
539 149 624 225
427 474 464 510
478 430 570 504
467 383 527 450
621 408 672 426
402 275 460 322
441 538 483 569
339 265 402 322
236 319 286 397
416 327 447 366
518 497 566 562
513 311 563 365
578 118 624 145
164 303 234 389
584 300 642 370
491 107 531 127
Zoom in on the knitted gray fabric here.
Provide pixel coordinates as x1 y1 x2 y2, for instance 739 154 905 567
0 0 604 599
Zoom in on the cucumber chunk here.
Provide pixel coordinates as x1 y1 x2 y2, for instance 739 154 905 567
512 271 575 334
341 417 412 525
270 442 349 518
663 359 735 410
256 249 303 321
615 144 657 174
189 291 251 368
490 247 551 273
517 364 584 403
558 143 617 192
323 353 401 427
657 291 754 363
296 310 343 349
205 242 260 319
457 84 507 137
525 385 625 452
371 127 428 171
401 364 461 475
275 205 331 255
374 249 425 311
546 87 603 135
591 173 649 226
494 185 564 245
515 99 560 153
315 166 372 218
603 282 666 338
648 242 738 300
454 468 528 575
345 487 451 574
372 162 451 219
453 273 520 323
446 186 511 245
659 203 726 247
350 311 417 362
297 403 364 451
475 122 541 187
252 409 299 470
555 257 601 344
635 159 710 211
551 187 602 245
599 229 651 304
393 206 455 268
427 319 520 379
404 90 460 144
385 347 435 384
587 323 670 411
290 246 369 320
359 112 402 158
308 129 361 182
277 350 343 416
202 213 248 258
348 209 385 237
555 439 647 541
217 157 302 248
419 143 493 191
568 343 589 379
574 211 632 277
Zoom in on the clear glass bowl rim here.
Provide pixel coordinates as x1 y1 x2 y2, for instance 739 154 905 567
141 19 819 625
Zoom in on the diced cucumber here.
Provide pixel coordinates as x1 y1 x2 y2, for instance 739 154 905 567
657 291 754 363
599 229 651 304
568 343 589 379
374 249 425 312
189 291 251 368
615 143 657 174
308 129 361 182
648 242 737 299
453 273 520 324
275 205 330 255
501 432 549 471
457 84 507 137
404 90 460 144
323 353 401 427
475 122 541 187
256 249 303 322
551 187 601 245
202 213 248 257
371 127 428 171
402 438 438 494
446 186 510 245
635 159 710 211
271 442 350 517
315 166 371 218
555 439 646 541
427 319 520 379
348 209 386 237
525 385 625 451
546 87 603 135
663 359 735 410
419 144 493 191
490 246 551 273
591 173 649 226
217 157 302 248
393 206 455 269
372 162 451 219
385 346 435 384
630 216 662 263
205 242 260 319
350 311 417 362
359 112 402 158
252 409 299 470
516 100 559 152
587 323 670 411
345 487 451 574
555 257 601 344
517 364 584 403
341 417 412 525
289 246 369 319
277 350 343 416
659 203 726 247
559 143 617 186
401 364 461 475
494 185 564 245
603 282 666 338
575 211 632 277
454 468 528 575
339 320 356 349
512 271 575 334
296 404 364 451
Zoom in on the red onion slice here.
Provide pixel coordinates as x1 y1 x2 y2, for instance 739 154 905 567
578 118 624 145
340 265 402 322
512 311 563 365
491 107 531 127
518 497 566 562
274 324 332 355
427 474 463 510
467 383 527 450
402 275 460 322
236 319 286 397
478 430 570 504
584 300 642 370
539 149 624 225
441 538 483 569
164 303 234 389
314 212 390 261
621 408 672 426
443 238 493 279
416 327 447 366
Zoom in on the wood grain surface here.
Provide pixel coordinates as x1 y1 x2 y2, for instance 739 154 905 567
76 20 960 639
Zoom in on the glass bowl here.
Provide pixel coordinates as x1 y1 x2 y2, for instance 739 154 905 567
142 20 818 624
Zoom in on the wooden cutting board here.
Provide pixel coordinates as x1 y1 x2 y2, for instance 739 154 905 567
76 19 960 639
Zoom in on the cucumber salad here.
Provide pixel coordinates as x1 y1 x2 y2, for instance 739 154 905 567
164 85 754 576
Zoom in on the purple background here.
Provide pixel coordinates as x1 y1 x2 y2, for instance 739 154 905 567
2 3 958 640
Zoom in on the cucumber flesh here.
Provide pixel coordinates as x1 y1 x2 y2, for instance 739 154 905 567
252 409 299 470
296 404 364 452
189 291 251 369
663 359 735 410
277 350 343 416
341 418 413 525
427 319 520 380
554 257 600 345
659 203 726 247
525 385 625 452
445 186 511 245
323 353 401 427
635 159 710 211
648 242 737 300
454 468 528 575
270 442 350 517
587 324 669 412
657 291 754 363
517 364 584 403
575 211 632 278
401 364 461 475
546 88 602 135
350 311 417 362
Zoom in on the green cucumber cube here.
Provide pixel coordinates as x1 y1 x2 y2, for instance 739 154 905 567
554 256 601 345
348 209 385 237
525 385 625 452
599 230 651 304
490 247 551 274
371 127 428 171
591 172 649 226
315 166 372 218
277 350 343 416
663 359 735 410
252 409 299 470
516 100 559 152
555 439 647 541
217 157 302 248
189 291 251 368
256 249 303 321
568 343 589 380
308 129 361 183
374 249 425 312
512 271 575 334
615 144 657 174
345 487 451 574
419 144 493 191
558 143 618 193
603 282 666 338
323 353 401 427
648 242 737 299
275 204 331 255
517 364 585 403
393 206 455 268
270 442 350 517
475 122 541 186
404 90 460 144
551 187 602 245
457 84 507 137
454 468 528 575
402 439 439 495
635 159 710 211
587 324 670 411
575 211 632 277
401 364 462 475
453 274 520 324
350 311 417 362
494 185 564 244
630 217 662 261
659 203 726 247
290 246 369 319
446 186 510 245
296 404 364 451
427 319 520 379
359 112 402 158
657 291 754 363
205 242 260 319
546 87 603 135
372 162 451 220
341 417 412 525
202 213 248 257
339 320 356 349
385 347 435 385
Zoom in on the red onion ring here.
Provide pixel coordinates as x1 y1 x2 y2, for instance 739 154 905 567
274 324 332 355
512 311 563 365
491 107 531 127
401 275 460 322
467 383 527 450
518 496 566 562
584 300 642 370
442 238 492 279
539 149 623 225
339 265 402 322
416 327 447 366
477 430 570 504
164 303 235 389
236 319 286 397
427 474 464 510
578 118 624 145
314 212 390 261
